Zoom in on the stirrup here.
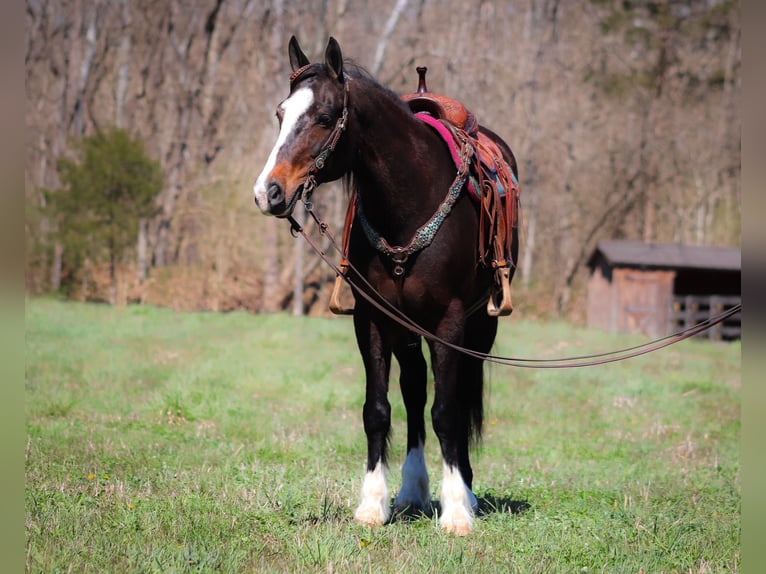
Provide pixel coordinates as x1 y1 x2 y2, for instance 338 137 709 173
487 267 513 317
329 264 354 315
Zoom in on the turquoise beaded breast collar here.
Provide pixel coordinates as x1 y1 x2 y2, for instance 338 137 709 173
355 125 474 277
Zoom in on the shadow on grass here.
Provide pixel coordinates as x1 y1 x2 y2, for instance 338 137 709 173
476 492 531 517
389 492 530 524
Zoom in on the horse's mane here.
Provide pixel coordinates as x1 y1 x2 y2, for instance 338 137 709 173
340 60 411 198
344 61 411 113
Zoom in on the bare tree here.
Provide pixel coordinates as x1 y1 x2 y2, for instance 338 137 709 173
25 0 740 317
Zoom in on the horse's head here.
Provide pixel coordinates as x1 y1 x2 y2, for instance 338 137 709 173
253 36 351 217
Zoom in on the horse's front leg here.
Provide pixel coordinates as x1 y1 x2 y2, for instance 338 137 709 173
353 312 393 527
393 334 430 514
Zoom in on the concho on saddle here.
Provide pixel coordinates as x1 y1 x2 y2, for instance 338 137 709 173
330 66 520 318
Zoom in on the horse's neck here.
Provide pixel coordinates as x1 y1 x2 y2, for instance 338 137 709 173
351 84 453 238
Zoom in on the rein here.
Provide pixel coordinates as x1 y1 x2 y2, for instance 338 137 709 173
281 73 741 368
286 202 741 369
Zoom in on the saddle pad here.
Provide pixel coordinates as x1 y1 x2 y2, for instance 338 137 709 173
415 112 517 202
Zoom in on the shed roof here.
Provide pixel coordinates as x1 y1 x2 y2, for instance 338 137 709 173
587 240 741 272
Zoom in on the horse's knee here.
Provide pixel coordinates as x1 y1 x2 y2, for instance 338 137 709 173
363 399 391 436
430 400 452 441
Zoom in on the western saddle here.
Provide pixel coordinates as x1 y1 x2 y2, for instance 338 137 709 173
401 67 480 136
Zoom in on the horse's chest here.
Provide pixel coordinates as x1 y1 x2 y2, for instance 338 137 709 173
366 261 453 312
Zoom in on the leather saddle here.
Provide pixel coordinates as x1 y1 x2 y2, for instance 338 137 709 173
400 67 479 137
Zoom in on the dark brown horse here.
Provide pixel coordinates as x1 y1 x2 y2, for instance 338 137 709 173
253 36 518 535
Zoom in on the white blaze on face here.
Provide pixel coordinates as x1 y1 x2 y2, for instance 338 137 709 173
253 86 314 211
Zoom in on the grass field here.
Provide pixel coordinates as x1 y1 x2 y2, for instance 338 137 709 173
25 298 740 573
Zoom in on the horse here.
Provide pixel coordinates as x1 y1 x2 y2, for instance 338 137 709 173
253 36 519 535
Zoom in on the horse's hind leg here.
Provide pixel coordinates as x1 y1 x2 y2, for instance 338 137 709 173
352 312 393 527
393 333 430 514
432 308 498 535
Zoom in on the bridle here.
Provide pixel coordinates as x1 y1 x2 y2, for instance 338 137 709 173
278 73 741 368
284 68 350 215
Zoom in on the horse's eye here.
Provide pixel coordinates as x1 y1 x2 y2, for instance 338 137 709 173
317 114 333 128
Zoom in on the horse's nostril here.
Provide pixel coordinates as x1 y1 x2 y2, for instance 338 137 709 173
267 182 284 206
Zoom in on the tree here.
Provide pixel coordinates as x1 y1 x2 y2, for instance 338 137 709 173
25 0 739 318
52 128 163 304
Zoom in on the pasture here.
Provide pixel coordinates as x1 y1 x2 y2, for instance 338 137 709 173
25 298 740 573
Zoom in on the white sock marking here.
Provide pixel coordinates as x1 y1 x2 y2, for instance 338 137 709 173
354 462 390 526
439 463 477 535
253 87 314 210
395 444 430 509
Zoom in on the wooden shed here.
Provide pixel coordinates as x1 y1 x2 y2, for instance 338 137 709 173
586 241 741 340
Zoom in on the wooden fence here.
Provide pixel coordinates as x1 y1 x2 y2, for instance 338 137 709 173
669 295 741 341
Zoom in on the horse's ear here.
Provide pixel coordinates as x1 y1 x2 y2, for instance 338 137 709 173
324 36 344 83
288 35 310 71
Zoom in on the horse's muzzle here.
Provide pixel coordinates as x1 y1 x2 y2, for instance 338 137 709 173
267 181 285 212
255 180 303 218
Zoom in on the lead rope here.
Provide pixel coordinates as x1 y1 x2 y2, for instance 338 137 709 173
287 203 741 369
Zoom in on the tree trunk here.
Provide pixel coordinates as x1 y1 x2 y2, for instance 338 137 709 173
137 218 148 283
521 193 536 287
51 241 63 292
371 0 409 76
80 258 90 302
115 0 131 128
109 246 117 305
260 0 285 313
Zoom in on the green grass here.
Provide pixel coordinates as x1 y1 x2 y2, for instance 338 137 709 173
25 298 740 573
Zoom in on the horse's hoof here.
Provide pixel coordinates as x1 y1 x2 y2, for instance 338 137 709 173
439 508 473 536
393 489 430 516
392 500 430 519
354 504 389 527
439 512 474 536
438 496 475 535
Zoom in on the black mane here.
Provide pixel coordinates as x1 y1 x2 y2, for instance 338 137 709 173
343 61 412 114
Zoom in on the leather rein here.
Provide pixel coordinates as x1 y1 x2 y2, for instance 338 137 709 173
286 204 739 368
282 77 741 369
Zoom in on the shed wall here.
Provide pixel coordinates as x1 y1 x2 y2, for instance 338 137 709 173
587 264 676 337
612 268 675 338
586 262 613 332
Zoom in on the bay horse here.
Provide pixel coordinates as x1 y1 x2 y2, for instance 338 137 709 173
253 36 519 535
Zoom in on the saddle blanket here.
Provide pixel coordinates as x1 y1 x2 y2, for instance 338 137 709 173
415 112 518 202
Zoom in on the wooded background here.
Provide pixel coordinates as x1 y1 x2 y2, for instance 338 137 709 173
25 0 740 321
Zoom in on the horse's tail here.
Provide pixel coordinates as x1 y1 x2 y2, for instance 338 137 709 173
464 361 485 447
461 312 498 446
